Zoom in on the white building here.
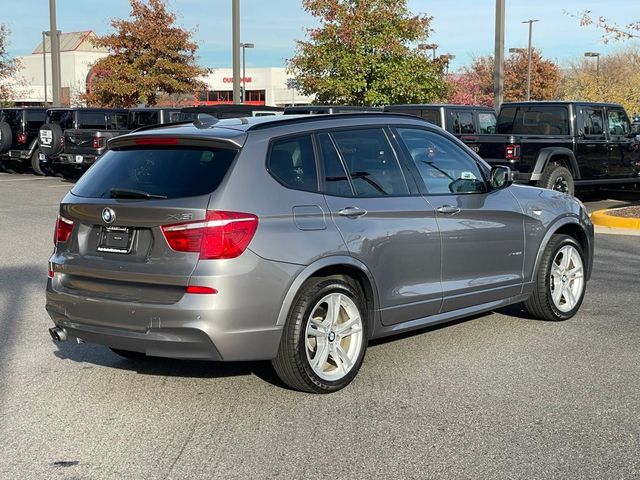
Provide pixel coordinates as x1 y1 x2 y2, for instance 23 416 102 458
198 67 312 107
10 31 108 106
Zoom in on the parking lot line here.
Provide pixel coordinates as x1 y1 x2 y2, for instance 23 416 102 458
47 184 73 188
0 177 54 182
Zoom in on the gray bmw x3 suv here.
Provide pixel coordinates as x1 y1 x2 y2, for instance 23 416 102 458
47 113 594 393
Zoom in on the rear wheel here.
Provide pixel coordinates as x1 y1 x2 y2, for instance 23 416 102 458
31 148 46 176
538 164 575 195
524 234 586 321
272 278 367 393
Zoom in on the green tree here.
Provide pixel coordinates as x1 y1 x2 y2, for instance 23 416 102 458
0 24 21 105
289 0 448 106
86 0 208 107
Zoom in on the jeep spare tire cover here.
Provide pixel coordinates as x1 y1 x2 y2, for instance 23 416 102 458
0 121 13 154
39 123 64 156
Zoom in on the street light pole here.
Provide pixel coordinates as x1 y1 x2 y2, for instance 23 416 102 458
232 0 241 105
494 0 505 110
584 52 601 93
48 0 62 106
523 19 539 101
418 43 438 61
42 31 48 104
240 42 254 104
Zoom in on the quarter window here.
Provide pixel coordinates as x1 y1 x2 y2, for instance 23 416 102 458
268 135 319 193
397 128 487 195
451 111 475 134
330 128 409 197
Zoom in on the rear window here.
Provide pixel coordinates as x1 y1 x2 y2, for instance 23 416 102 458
128 111 159 129
25 110 46 130
498 106 569 135
46 110 74 130
77 111 107 129
1 109 22 128
71 147 237 199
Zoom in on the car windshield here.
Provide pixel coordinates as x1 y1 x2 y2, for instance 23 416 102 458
71 147 238 199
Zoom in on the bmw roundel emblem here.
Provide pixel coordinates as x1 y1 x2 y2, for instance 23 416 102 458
102 207 116 224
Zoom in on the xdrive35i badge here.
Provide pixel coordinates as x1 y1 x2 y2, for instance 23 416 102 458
102 207 116 224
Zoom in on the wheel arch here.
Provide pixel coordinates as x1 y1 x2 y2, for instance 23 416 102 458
530 147 581 181
531 216 593 283
275 256 380 335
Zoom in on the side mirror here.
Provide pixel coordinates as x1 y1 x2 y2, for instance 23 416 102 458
490 165 513 190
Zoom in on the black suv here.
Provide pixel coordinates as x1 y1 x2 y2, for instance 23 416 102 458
38 108 128 177
384 104 497 153
179 105 283 121
477 101 640 195
0 108 47 172
283 105 381 115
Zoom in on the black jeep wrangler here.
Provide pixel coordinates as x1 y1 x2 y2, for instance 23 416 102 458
0 108 47 173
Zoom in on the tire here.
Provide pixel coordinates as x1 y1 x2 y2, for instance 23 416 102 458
110 348 147 360
538 164 575 195
272 278 368 393
524 234 586 321
31 148 46 176
38 123 64 157
0 121 12 154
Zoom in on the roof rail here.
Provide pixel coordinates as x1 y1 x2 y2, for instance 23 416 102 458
246 112 428 131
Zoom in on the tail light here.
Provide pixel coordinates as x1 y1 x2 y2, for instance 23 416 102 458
54 215 74 245
17 133 27 144
92 136 104 149
161 210 258 260
504 143 521 161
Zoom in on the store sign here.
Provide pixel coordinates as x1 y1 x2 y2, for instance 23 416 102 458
222 77 252 83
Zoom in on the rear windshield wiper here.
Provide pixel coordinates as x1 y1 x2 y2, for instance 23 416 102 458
109 188 167 199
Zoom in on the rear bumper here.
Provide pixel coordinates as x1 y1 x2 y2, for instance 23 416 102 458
8 149 31 161
57 153 98 165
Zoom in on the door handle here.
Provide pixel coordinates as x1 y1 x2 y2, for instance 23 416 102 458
338 206 367 218
436 205 461 215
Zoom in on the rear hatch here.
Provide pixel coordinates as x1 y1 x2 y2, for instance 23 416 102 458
52 141 239 303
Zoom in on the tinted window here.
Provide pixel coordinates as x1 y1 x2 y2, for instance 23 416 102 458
268 135 318 192
478 112 497 134
47 110 75 130
397 128 487 194
128 111 159 129
71 147 237 199
421 109 440 125
25 110 46 130
451 111 475 134
581 108 605 136
1 109 22 129
77 112 107 129
607 110 629 136
498 106 569 135
331 128 409 197
319 133 353 196
110 112 129 130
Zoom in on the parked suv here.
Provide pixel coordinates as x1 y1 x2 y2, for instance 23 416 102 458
384 104 497 153
284 105 381 115
46 113 593 393
0 107 47 172
477 101 640 195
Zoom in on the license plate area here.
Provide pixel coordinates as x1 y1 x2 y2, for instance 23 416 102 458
97 226 135 254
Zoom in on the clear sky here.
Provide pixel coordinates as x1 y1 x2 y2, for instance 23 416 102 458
3 0 639 71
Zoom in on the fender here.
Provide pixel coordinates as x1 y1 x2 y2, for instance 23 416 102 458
530 215 593 283
530 147 581 181
275 255 381 329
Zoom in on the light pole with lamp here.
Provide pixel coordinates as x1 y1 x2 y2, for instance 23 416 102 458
584 52 600 92
418 43 438 61
522 19 539 101
439 54 455 75
240 42 254 103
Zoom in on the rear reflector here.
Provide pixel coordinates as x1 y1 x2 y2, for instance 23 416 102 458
134 137 179 146
161 210 259 260
48 269 54 279
54 215 74 245
92 136 104 149
186 286 218 294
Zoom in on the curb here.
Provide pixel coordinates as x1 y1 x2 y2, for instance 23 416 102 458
591 208 640 230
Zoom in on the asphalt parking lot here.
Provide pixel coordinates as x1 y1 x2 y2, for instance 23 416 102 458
1 173 639 480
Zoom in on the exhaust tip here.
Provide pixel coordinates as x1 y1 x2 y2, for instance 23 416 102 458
49 327 67 342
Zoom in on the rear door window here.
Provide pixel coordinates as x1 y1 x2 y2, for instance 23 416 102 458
77 112 108 129
267 135 318 192
450 111 475 134
318 133 353 196
581 108 605 137
330 128 409 197
477 112 497 134
71 147 238 199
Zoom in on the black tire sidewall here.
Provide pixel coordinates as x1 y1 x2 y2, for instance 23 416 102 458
540 165 575 195
31 148 45 176
542 236 586 320
0 122 13 154
38 123 63 156
294 280 368 392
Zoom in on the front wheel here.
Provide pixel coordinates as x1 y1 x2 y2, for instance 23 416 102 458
524 234 586 321
272 279 368 393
